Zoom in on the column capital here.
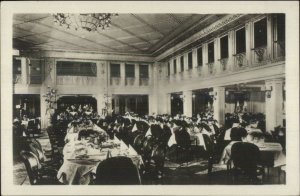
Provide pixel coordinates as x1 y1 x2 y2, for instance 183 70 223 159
265 78 284 84
213 86 225 92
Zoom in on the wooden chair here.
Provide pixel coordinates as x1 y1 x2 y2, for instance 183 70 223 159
19 150 63 185
230 142 264 184
28 139 62 170
202 133 215 174
93 156 141 185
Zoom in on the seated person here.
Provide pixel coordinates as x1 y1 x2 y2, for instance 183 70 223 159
247 131 265 144
219 127 248 165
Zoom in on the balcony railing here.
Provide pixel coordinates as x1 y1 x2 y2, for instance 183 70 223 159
125 77 135 86
207 62 216 75
251 46 270 66
219 58 229 72
273 41 285 62
197 66 203 76
139 78 149 86
233 52 247 70
56 76 97 85
110 77 121 86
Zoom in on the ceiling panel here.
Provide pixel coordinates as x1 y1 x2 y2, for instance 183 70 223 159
135 14 176 24
13 13 229 55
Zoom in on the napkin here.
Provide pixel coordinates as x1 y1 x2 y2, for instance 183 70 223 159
168 134 177 147
131 123 138 132
145 128 152 136
232 123 239 128
128 145 137 156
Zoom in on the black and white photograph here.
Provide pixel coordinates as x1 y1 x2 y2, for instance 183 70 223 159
1 1 299 195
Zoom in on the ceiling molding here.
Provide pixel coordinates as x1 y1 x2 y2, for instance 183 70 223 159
20 49 155 63
155 14 247 62
148 14 216 55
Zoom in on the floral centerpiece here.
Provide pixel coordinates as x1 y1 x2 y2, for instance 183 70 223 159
42 86 58 126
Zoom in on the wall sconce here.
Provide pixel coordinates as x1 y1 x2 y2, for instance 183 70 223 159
192 94 196 99
265 86 273 98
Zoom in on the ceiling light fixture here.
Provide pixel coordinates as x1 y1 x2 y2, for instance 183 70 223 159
52 13 118 32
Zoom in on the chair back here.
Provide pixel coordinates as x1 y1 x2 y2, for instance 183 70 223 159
175 128 191 148
133 134 144 152
142 135 156 155
95 156 141 185
28 142 45 163
202 133 214 155
20 151 39 185
151 144 166 163
231 142 261 176
150 124 163 139
27 120 35 128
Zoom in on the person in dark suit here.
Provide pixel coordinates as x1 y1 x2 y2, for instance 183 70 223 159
219 127 248 165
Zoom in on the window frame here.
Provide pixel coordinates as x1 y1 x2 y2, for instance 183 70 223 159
220 35 229 59
110 63 121 78
207 41 215 63
173 59 177 74
235 26 246 55
253 17 268 49
56 60 97 77
139 64 149 79
125 63 135 78
197 47 203 67
188 51 193 69
180 56 184 72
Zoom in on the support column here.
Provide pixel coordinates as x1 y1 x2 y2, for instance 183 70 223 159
120 62 125 86
245 22 253 65
192 48 198 77
114 96 120 114
183 90 193 117
184 52 188 71
149 63 159 115
214 38 220 73
213 87 225 126
202 43 208 75
21 57 28 85
228 30 235 70
166 93 171 114
125 97 129 113
265 79 284 132
96 94 105 115
40 58 55 129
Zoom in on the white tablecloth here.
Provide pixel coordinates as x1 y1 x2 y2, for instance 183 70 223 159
57 137 143 185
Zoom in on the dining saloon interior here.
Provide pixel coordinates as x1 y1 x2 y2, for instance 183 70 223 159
12 13 287 185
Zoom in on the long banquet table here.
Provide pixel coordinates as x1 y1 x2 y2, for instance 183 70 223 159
57 125 143 185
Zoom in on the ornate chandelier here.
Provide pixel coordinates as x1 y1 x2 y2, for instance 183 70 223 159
52 13 118 32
